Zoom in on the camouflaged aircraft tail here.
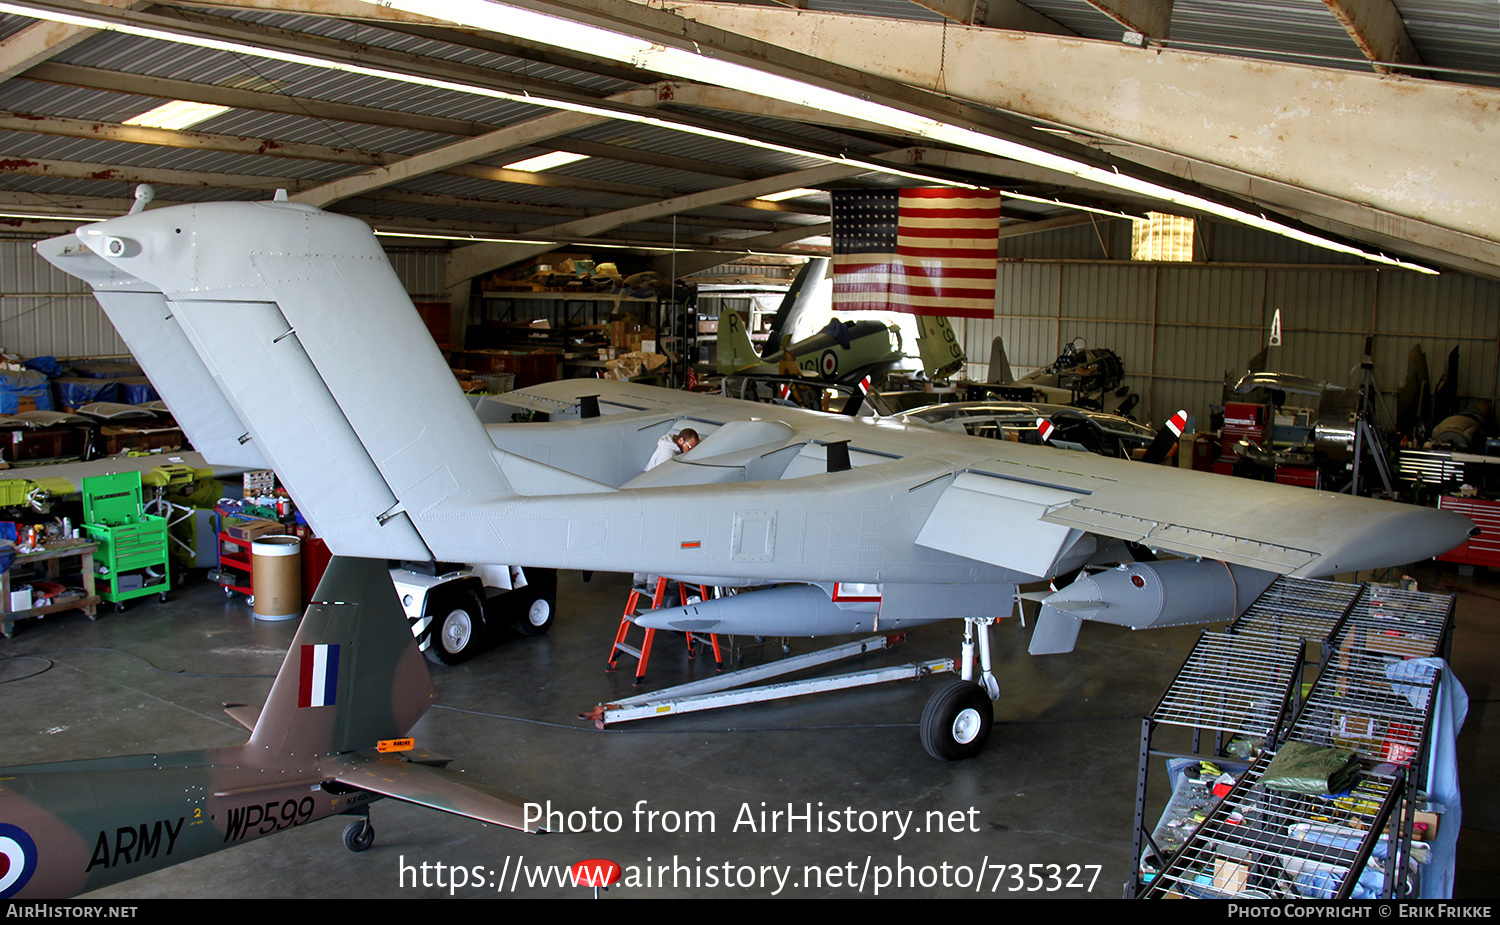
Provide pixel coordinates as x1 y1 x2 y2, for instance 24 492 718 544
250 556 437 756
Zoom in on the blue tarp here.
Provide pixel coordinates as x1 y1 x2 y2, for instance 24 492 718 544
52 377 119 409
0 369 54 414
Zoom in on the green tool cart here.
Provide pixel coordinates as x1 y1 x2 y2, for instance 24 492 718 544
81 471 170 610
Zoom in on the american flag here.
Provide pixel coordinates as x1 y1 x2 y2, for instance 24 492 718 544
831 188 1000 319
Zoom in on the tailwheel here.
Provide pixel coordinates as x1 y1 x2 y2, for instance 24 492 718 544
920 680 993 761
343 818 375 852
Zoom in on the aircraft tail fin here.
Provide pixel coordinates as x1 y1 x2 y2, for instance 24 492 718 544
251 556 436 755
987 335 1013 384
758 257 828 361
913 315 965 379
38 199 517 563
716 306 761 374
32 239 268 471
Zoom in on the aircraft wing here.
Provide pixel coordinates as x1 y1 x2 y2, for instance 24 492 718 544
333 751 538 832
485 379 1470 583
910 452 1466 577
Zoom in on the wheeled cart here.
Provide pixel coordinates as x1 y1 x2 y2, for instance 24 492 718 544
81 471 169 610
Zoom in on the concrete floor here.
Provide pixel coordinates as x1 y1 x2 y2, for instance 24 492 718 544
0 563 1494 899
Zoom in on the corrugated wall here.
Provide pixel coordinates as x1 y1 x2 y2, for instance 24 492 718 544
0 237 450 360
5 220 1499 430
968 242 1500 428
0 238 129 358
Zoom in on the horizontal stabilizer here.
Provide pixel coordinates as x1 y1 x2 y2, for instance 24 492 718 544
223 703 259 732
335 752 538 832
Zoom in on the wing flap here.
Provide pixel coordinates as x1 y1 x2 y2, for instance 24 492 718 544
1039 504 1319 572
915 472 1085 577
334 754 537 832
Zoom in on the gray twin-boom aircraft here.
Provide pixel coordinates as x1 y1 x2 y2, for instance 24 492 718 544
36 192 1474 761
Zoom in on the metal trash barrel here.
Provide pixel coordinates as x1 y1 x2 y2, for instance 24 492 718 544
251 535 302 620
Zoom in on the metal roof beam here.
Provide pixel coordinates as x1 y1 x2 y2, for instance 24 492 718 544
355 188 787 232
0 155 312 192
445 162 873 284
150 1 608 103
875 147 1162 211
1083 0 1172 40
177 0 660 85
1097 143 1500 281
1319 0 1422 74
290 86 664 207
0 190 781 245
0 110 391 166
0 0 136 81
0 101 771 189
653 220 830 276
0 109 796 225
0 155 806 232
662 2 1500 270
22 62 494 136
908 0 1072 33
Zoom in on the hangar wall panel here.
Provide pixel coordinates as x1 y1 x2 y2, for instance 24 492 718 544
0 239 129 358
967 224 1500 428
386 249 449 299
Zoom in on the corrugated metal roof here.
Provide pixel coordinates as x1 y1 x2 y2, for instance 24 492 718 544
0 0 1492 280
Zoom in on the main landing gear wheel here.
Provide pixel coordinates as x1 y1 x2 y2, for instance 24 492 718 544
920 680 993 761
514 595 553 636
343 819 375 852
422 590 485 666
511 569 558 637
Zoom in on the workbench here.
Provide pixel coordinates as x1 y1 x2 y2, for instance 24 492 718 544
0 540 101 637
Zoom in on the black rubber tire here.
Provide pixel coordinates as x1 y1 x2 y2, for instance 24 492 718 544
919 680 993 761
422 589 486 666
511 568 558 637
343 819 374 852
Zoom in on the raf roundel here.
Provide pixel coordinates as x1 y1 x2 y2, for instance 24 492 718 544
0 823 38 898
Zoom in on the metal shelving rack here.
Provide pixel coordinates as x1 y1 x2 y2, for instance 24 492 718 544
1231 576 1362 654
1129 629 1305 896
1139 580 1456 900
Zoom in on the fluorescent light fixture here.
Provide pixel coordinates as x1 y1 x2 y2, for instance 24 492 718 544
123 100 231 131
757 188 823 202
0 211 104 222
499 150 589 172
374 230 551 244
1001 191 1141 221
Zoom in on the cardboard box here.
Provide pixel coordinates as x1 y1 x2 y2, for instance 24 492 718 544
242 470 277 498
1414 809 1440 840
225 518 285 542
1211 857 1251 894
1365 628 1433 659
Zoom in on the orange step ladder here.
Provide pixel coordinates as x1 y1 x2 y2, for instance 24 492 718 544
608 576 724 685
